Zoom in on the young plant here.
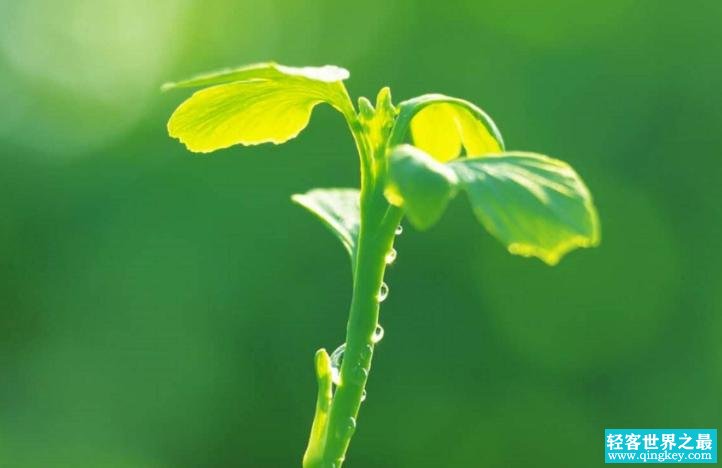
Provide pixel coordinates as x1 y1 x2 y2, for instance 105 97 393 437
164 63 600 467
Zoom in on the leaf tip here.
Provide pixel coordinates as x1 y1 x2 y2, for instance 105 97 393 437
507 232 600 266
358 96 374 119
376 86 393 108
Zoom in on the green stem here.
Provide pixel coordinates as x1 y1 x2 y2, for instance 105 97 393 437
303 194 403 468
304 199 402 468
319 203 402 467
304 95 406 468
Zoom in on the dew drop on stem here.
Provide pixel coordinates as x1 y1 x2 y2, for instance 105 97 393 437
395 224 403 235
361 389 367 402
350 364 368 384
359 344 372 362
330 343 346 386
385 248 397 265
372 324 384 344
342 417 357 438
377 282 389 302
334 416 356 441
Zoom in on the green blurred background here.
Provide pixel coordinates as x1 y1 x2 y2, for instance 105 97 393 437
1 0 721 466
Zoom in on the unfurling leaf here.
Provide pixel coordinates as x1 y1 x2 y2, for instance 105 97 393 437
166 63 354 153
291 188 361 263
449 152 600 265
392 94 504 162
385 145 458 230
358 87 398 154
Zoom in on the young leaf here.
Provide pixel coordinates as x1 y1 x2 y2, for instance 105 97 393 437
358 87 398 155
384 145 459 230
449 152 600 265
291 188 361 262
166 63 354 153
303 348 333 467
391 94 505 162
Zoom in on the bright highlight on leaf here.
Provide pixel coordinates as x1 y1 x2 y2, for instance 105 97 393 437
291 188 361 263
411 103 502 161
166 63 353 153
391 94 504 162
162 63 350 90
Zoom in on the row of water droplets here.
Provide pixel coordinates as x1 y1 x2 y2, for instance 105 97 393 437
377 224 401 302
329 324 385 402
328 224 402 403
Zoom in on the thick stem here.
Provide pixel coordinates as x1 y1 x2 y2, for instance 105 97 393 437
317 203 403 467
304 95 406 468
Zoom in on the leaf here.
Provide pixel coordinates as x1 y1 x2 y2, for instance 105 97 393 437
392 94 505 162
166 63 353 153
291 188 361 261
385 145 458 230
449 152 600 265
383 145 599 264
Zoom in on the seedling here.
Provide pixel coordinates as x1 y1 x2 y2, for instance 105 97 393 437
164 63 600 467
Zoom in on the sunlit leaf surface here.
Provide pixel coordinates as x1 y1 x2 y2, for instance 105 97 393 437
398 95 503 162
166 63 353 153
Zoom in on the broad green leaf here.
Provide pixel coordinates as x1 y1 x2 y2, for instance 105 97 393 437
166 63 353 153
449 152 600 265
385 145 459 230
291 188 361 261
391 94 504 162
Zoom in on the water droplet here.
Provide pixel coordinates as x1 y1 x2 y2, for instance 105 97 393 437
330 343 346 386
335 417 356 440
350 365 368 384
359 344 372 362
330 343 346 366
385 248 397 265
346 417 357 433
395 224 403 235
372 324 385 344
361 389 367 402
377 282 389 302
